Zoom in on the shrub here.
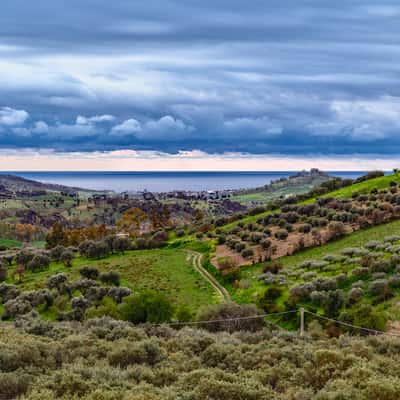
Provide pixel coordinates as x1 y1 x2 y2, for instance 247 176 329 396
250 232 263 244
371 260 391 273
85 296 120 319
176 228 185 237
113 236 133 253
86 240 110 259
108 339 165 367
217 257 236 270
217 234 226 245
151 230 169 247
196 302 265 332
235 242 246 252
275 229 288 240
60 250 74 267
0 283 19 302
260 239 272 252
15 250 34 268
258 287 283 312
339 304 387 332
0 263 7 282
241 248 254 258
135 237 149 249
352 267 369 279
221 267 241 284
348 287 363 304
46 273 68 291
27 254 51 272
298 223 312 233
3 298 33 318
99 271 121 286
119 291 174 324
50 245 66 261
79 266 100 280
0 372 31 399
263 260 283 274
327 221 346 240
369 279 391 298
78 240 93 257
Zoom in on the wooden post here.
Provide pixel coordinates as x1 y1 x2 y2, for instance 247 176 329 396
300 308 305 337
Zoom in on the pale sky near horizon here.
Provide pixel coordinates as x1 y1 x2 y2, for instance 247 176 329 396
1 1 400 170
0 150 398 172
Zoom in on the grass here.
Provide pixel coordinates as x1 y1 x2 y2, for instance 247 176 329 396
232 176 328 205
0 238 21 248
7 248 217 314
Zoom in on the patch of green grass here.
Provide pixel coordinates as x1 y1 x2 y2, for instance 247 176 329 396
0 238 22 248
9 248 217 313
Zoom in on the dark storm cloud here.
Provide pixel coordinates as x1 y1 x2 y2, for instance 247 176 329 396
1 0 400 155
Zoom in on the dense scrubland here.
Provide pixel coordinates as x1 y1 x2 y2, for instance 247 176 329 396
3 314 400 399
3 170 400 398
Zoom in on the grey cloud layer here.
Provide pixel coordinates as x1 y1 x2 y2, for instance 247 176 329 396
1 0 400 154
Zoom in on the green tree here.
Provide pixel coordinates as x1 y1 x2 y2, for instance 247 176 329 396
119 291 174 324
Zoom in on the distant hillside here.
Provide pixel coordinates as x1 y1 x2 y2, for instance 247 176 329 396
0 174 98 195
232 169 333 205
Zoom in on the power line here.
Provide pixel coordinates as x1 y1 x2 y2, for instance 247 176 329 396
304 310 400 338
150 310 297 327
146 308 400 339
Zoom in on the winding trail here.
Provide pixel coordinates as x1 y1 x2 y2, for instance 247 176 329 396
186 250 231 303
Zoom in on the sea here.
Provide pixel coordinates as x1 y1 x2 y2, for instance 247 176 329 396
0 171 369 193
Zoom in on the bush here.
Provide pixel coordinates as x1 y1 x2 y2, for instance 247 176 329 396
99 271 121 286
113 236 133 253
3 298 33 318
235 242 246 252
196 302 265 332
260 239 272 250
119 291 174 324
241 248 254 258
348 287 363 304
327 221 346 240
258 287 283 312
275 229 288 240
250 232 264 244
339 304 387 332
15 250 34 268
298 223 312 233
108 339 165 367
79 266 100 280
86 240 110 259
217 257 236 270
0 372 31 398
263 260 283 274
60 250 74 267
27 254 51 272
46 273 68 291
0 263 7 282
369 279 391 299
176 228 185 237
50 245 66 261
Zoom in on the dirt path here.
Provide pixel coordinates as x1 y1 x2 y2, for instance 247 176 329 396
186 250 231 303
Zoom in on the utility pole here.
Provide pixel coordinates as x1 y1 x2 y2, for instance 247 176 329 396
300 308 305 337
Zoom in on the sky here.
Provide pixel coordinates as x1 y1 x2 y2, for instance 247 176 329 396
1 0 400 170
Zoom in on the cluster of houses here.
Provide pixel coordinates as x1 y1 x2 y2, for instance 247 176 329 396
160 189 233 201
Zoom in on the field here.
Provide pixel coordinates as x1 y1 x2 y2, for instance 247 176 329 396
232 173 330 205
4 248 217 315
0 238 21 248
